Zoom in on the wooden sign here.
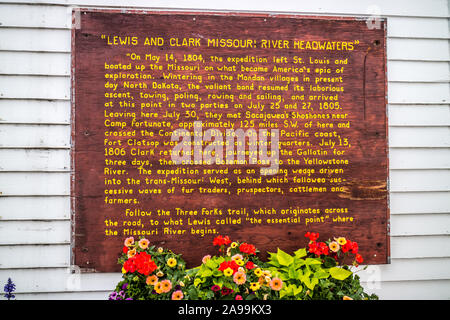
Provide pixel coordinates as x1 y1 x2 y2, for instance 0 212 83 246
71 10 388 272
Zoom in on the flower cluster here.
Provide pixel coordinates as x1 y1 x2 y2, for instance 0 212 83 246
111 236 188 300
305 232 364 265
193 236 283 300
3 278 16 300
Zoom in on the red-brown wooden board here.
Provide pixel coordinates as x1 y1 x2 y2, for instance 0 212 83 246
72 9 388 272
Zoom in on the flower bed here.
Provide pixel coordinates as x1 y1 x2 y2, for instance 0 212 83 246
109 232 378 300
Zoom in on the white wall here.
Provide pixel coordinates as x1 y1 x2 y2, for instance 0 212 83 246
0 0 449 299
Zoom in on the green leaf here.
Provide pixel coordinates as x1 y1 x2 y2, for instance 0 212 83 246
314 269 330 279
277 248 294 266
294 248 307 258
329 267 353 280
302 276 318 290
305 258 322 265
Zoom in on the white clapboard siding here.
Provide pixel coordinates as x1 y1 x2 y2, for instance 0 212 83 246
0 100 70 124
389 127 450 147
0 149 70 172
0 4 71 29
0 172 70 195
362 280 450 300
389 148 450 169
388 82 450 104
387 38 450 61
0 76 70 100
356 258 450 282
390 214 450 236
0 124 70 148
387 16 449 39
0 51 70 76
0 220 70 245
0 268 121 293
7 0 450 18
389 105 450 126
0 28 71 52
13 291 111 300
0 196 70 220
390 170 450 192
0 245 70 269
391 236 450 259
390 192 450 214
388 61 450 82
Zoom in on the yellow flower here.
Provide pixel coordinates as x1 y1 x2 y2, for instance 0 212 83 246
138 238 150 249
223 267 234 277
157 247 164 253
156 270 164 277
343 295 353 300
329 241 340 252
154 282 163 294
124 237 134 247
122 267 127 274
127 248 136 258
235 259 244 266
167 257 177 268
254 268 262 277
335 237 347 246
231 242 238 248
146 275 158 286
249 282 260 291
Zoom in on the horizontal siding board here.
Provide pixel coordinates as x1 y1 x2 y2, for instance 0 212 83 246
0 4 71 29
389 148 450 169
387 38 450 61
0 100 70 124
361 279 450 300
388 61 450 82
0 124 70 148
390 191 450 214
0 268 120 293
390 169 450 192
390 214 450 235
387 16 450 38
0 28 70 52
0 76 70 100
0 172 70 196
4 0 450 17
13 291 111 300
389 127 450 147
0 220 70 244
388 105 450 126
0 196 70 220
0 244 70 268
0 149 70 171
0 51 70 76
357 258 450 282
388 82 450 104
391 235 450 258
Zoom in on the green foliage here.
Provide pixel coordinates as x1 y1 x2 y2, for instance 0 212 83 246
109 234 378 301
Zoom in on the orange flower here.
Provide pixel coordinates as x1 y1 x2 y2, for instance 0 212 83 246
138 238 150 249
171 290 184 300
343 295 353 300
269 278 283 291
146 275 158 286
124 237 134 247
127 248 136 258
233 271 246 285
160 279 172 293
